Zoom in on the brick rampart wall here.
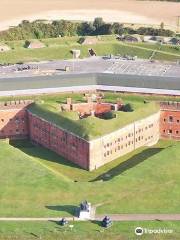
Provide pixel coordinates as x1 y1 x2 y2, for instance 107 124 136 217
160 110 180 140
0 100 33 139
28 112 90 169
0 100 179 170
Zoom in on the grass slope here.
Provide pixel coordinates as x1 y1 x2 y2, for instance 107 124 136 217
0 36 179 63
0 139 180 218
1 221 180 240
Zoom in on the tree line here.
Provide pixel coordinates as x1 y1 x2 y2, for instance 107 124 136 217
0 18 175 41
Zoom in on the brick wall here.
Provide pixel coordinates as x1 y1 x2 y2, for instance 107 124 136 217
89 112 160 170
0 100 32 139
160 103 180 140
28 112 90 169
63 102 113 116
1 99 179 171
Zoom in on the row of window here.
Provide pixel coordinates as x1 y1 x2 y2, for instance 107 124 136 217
33 124 83 143
163 129 179 135
104 136 154 157
0 129 25 134
164 117 180 123
32 134 86 149
136 124 154 134
104 124 154 149
1 117 25 123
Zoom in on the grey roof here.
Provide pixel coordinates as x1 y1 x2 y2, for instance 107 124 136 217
0 73 179 91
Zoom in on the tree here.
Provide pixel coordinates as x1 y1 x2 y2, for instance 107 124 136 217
111 22 124 35
78 22 96 35
93 18 105 31
160 22 165 30
98 24 113 35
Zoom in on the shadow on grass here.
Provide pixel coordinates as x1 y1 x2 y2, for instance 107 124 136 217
46 205 77 216
9 139 83 171
90 220 102 227
91 148 164 182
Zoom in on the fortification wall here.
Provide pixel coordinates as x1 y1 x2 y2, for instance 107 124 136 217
28 112 90 170
160 102 180 140
0 98 179 170
89 112 160 171
0 100 33 139
0 100 33 110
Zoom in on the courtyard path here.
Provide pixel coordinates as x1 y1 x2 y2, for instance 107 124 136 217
95 214 180 221
1 214 180 222
120 42 180 58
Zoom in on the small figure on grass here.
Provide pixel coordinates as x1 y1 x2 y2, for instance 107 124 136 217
102 216 113 228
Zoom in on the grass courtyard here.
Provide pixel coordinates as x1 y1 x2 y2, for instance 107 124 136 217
0 139 180 238
0 139 180 217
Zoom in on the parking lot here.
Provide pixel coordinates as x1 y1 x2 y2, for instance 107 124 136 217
105 60 180 77
0 57 180 79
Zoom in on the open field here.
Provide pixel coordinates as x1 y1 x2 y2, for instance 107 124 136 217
1 221 180 240
0 37 180 64
0 0 180 31
1 138 180 217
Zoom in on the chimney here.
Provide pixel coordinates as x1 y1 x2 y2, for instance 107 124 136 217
67 98 72 105
114 104 118 111
87 96 92 104
91 110 95 117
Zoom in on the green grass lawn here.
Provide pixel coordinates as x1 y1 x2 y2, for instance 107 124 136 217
1 92 180 104
1 221 180 240
0 35 180 63
0 138 180 219
28 94 159 140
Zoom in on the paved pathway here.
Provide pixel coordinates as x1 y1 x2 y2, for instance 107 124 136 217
95 214 180 221
0 217 77 221
1 214 180 222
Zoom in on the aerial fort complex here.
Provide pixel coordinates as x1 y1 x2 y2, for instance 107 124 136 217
0 97 180 171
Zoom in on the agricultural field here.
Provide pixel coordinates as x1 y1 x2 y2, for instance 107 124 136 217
0 36 180 64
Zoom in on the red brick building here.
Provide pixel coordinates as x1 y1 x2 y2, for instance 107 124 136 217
160 102 180 140
61 97 122 117
0 99 180 170
0 100 33 139
28 112 90 169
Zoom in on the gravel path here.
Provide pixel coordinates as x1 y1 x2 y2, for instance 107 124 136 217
1 214 180 222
